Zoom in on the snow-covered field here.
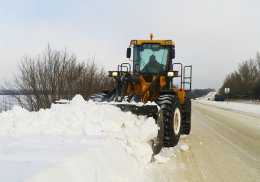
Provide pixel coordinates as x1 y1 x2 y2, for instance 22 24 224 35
0 95 163 182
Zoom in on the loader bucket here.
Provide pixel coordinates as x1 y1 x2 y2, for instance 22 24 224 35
91 99 164 154
112 103 158 117
109 102 164 155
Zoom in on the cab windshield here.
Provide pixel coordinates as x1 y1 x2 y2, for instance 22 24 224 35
133 44 169 73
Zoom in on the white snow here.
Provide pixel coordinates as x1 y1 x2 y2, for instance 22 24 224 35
196 91 216 101
180 144 189 151
2 93 259 181
152 136 191 165
196 92 260 117
153 154 169 164
0 95 158 182
195 99 260 117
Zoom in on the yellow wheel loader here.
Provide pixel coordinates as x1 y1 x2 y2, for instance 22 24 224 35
90 34 192 154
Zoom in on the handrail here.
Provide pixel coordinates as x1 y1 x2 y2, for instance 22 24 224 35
172 63 183 89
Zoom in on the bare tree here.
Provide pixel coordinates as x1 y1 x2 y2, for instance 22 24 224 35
238 59 258 97
220 51 260 100
253 51 260 99
5 45 113 111
256 52 260 70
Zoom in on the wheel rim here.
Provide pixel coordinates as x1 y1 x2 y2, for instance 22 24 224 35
173 108 181 134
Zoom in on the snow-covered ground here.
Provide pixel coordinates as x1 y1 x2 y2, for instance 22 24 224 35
195 91 216 101
1 93 259 182
0 95 164 182
196 92 260 117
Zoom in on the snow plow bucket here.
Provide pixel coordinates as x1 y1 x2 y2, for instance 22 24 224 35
89 93 165 155
108 103 164 155
111 103 158 117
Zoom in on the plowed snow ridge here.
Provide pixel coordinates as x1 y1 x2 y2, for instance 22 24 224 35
0 95 158 182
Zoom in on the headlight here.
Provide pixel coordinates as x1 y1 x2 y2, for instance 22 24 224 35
167 71 174 77
112 71 118 77
131 40 137 45
108 71 119 77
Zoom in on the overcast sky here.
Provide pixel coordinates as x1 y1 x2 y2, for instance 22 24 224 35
0 0 260 89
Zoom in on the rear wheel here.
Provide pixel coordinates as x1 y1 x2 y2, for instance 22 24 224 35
156 95 181 147
181 97 191 135
181 121 191 135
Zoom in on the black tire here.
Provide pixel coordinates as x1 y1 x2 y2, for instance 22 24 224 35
181 97 191 135
181 118 191 135
156 95 182 147
89 93 107 102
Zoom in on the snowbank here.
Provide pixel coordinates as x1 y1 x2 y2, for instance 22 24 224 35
0 95 158 182
196 91 216 101
195 99 260 117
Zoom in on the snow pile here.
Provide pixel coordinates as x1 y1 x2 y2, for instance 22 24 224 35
0 95 158 182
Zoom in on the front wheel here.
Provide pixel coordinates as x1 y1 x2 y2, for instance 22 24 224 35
156 95 182 147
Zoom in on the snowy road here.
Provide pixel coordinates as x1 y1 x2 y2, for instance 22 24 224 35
146 101 260 182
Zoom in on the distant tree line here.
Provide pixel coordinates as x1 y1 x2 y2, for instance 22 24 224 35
3 46 114 111
219 52 260 100
191 88 216 99
0 89 22 95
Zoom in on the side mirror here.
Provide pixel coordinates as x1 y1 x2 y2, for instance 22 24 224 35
126 48 131 58
171 47 175 59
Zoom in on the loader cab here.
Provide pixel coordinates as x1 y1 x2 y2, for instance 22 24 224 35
127 40 175 75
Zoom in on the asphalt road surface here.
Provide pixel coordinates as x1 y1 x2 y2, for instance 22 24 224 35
145 101 260 182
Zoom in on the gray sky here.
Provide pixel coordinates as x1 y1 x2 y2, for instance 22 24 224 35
0 0 260 89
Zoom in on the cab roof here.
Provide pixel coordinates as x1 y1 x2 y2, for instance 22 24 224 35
130 39 175 46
